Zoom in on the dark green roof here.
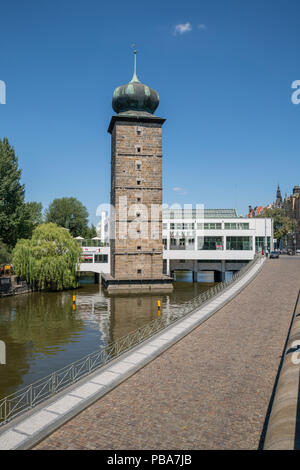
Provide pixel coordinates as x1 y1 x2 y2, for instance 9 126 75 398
112 51 159 115
162 209 238 219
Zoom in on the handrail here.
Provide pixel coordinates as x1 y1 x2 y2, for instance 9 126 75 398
0 254 261 426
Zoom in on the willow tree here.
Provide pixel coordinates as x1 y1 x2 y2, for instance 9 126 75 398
12 223 82 291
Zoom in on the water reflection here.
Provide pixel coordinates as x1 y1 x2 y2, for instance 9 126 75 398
0 274 216 399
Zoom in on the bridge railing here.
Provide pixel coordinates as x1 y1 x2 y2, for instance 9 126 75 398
0 254 262 426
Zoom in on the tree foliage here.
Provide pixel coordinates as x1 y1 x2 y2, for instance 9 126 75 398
0 138 25 247
12 223 82 291
45 197 89 237
18 202 43 240
0 239 11 265
0 138 43 246
84 224 97 239
260 207 298 242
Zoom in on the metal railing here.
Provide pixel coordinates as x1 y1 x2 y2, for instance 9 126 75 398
79 240 109 247
0 254 262 426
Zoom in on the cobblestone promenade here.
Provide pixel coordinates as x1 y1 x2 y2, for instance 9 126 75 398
35 258 300 450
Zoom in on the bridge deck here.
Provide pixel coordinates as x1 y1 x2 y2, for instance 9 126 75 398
34 257 300 450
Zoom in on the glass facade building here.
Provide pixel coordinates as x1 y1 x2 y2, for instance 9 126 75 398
226 237 252 250
255 237 271 251
198 236 223 250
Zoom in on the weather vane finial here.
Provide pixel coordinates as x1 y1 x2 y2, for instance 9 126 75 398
130 43 139 83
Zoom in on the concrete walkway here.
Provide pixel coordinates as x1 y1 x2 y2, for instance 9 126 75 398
30 257 300 450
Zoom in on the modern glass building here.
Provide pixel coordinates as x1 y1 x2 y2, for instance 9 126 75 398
77 208 273 281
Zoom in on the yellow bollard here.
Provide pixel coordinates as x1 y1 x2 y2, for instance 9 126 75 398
72 295 76 303
157 299 161 316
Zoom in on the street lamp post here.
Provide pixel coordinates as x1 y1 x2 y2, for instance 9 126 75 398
264 218 267 255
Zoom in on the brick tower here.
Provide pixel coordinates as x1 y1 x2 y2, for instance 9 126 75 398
103 49 173 293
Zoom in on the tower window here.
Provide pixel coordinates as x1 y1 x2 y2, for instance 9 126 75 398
136 147 141 153
136 212 141 218
137 246 141 250
137 180 141 185
137 269 142 274
137 127 142 135
137 197 141 203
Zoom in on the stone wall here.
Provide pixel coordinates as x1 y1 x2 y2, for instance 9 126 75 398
110 118 164 280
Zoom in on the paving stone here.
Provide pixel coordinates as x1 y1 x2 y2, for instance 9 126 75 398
158 332 178 340
46 395 83 415
137 345 158 355
15 410 58 435
91 371 119 386
108 361 136 374
71 382 104 399
148 338 170 347
123 352 147 364
0 430 27 450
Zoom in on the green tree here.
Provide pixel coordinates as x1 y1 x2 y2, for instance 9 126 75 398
0 240 11 265
0 138 43 246
84 224 97 239
12 223 82 291
0 138 25 247
260 207 297 244
18 202 43 240
45 197 89 237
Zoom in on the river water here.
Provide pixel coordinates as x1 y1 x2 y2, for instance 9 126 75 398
0 272 216 400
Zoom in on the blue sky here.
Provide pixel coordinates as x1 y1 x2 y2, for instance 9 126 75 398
0 0 299 224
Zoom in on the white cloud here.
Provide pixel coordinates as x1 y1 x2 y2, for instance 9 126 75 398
174 22 192 35
172 187 187 195
198 24 207 31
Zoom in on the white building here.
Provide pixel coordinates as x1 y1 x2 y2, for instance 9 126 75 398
96 211 110 243
78 208 273 282
162 208 273 281
79 241 110 275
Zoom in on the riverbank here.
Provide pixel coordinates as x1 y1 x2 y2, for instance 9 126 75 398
0 256 264 450
0 274 216 401
0 276 31 298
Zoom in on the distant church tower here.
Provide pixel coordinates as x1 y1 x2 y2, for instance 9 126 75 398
275 184 283 208
104 49 173 293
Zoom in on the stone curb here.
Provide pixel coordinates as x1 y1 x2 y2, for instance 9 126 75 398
263 288 300 450
0 258 265 450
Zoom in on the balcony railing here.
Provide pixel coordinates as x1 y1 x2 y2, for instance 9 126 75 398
170 244 195 250
78 240 109 247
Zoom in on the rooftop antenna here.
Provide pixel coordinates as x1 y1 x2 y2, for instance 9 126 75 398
234 184 238 215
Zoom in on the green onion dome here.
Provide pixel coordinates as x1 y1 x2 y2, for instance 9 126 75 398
112 51 159 115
